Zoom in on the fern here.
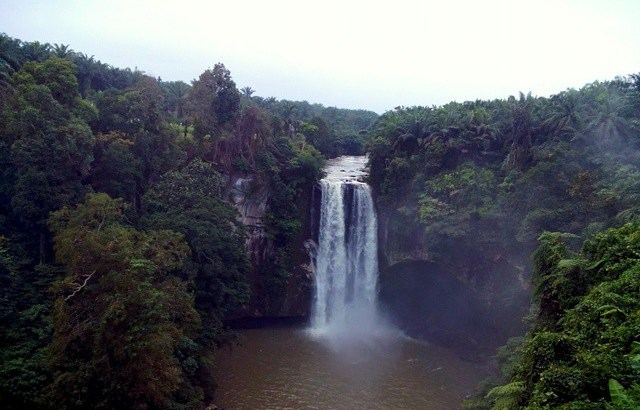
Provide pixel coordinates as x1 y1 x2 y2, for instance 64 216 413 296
557 258 587 270
486 381 525 410
607 379 640 410
630 341 640 372
615 206 640 223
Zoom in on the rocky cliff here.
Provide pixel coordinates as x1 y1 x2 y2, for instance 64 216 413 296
224 173 314 319
375 202 531 357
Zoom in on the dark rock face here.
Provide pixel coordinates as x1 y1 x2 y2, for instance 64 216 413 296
375 198 531 360
377 210 431 267
225 174 315 319
379 260 529 361
229 175 271 270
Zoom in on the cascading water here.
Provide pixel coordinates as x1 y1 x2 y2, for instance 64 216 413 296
311 156 384 341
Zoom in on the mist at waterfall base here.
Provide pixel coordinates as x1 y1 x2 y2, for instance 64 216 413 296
308 156 399 351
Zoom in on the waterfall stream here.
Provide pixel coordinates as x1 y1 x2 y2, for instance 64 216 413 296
311 156 382 340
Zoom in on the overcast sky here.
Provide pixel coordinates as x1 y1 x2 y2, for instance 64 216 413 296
2 0 639 113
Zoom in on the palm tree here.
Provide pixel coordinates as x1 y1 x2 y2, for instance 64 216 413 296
73 53 96 98
461 102 497 151
240 86 255 98
0 34 23 110
52 43 74 59
543 89 585 139
0 33 23 72
391 107 431 154
374 109 406 139
0 59 13 111
504 92 538 170
585 83 633 143
161 80 191 120
21 41 51 62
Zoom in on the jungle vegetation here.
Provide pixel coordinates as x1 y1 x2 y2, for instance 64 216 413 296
1 30 639 409
366 73 640 408
0 33 375 409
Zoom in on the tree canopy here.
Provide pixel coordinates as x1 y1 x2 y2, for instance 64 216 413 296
0 33 332 409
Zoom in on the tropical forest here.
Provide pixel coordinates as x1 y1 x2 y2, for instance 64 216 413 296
0 31 639 410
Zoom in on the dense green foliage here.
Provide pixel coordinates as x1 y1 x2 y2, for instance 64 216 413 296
3 31 639 410
0 34 340 409
48 194 200 409
467 224 640 409
257 134 325 313
141 159 250 338
251 97 378 157
368 78 640 292
367 74 640 409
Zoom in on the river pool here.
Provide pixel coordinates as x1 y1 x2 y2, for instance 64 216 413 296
213 326 491 410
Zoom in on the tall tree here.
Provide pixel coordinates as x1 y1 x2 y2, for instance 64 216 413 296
3 57 94 261
51 44 73 59
141 159 250 335
186 63 241 139
240 86 255 98
505 92 538 170
160 80 191 121
47 193 201 409
89 131 141 203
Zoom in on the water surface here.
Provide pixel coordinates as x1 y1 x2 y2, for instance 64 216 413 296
214 326 491 410
322 155 370 183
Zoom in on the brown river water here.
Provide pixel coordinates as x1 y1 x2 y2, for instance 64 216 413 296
213 326 492 410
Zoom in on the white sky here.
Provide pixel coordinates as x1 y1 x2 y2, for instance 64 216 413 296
1 0 639 113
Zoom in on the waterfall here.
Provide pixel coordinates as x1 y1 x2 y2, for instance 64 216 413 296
311 168 381 339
